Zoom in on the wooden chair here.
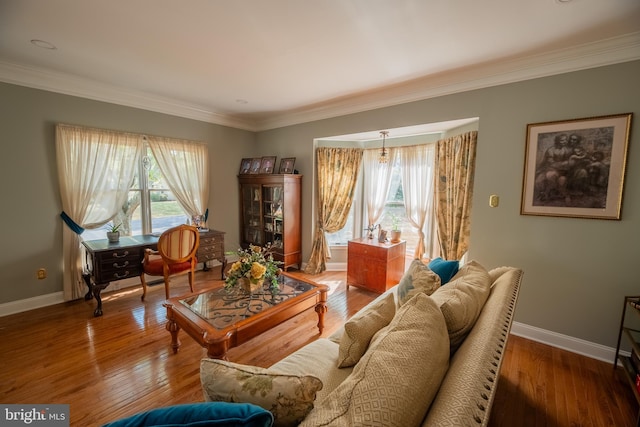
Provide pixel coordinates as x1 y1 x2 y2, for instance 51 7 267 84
140 225 200 300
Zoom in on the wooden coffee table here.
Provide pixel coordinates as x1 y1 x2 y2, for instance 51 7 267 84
163 272 328 359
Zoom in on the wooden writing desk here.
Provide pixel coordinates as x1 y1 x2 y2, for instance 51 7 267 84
82 235 159 317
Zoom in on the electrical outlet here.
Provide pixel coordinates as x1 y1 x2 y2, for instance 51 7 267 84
37 268 47 280
489 195 499 208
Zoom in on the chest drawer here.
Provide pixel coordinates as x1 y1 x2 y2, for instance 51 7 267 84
197 243 224 260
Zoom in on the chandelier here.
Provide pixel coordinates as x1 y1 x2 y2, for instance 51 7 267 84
379 131 389 163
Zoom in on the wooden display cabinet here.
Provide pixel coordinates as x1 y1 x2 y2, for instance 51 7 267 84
238 174 302 270
347 237 406 293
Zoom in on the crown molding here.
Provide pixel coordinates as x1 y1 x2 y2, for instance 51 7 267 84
0 61 258 131
254 31 640 131
1 31 638 132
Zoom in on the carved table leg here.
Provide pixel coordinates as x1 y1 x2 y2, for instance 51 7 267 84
166 319 181 354
206 339 230 360
315 290 328 334
164 303 181 354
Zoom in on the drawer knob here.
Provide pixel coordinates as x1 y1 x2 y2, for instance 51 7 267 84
112 250 129 258
113 271 130 279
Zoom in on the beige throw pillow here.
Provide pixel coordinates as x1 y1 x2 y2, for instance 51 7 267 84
396 259 441 307
200 359 323 427
337 293 395 368
430 259 491 353
300 293 450 427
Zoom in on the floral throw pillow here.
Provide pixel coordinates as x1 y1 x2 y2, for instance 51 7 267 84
397 259 441 307
200 359 322 427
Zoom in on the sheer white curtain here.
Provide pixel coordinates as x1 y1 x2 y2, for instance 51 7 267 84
56 124 141 300
363 148 397 227
147 136 210 219
399 144 437 260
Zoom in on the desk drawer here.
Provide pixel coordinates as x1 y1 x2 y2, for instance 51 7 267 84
95 249 143 283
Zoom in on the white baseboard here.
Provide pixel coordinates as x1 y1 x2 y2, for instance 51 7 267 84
0 292 65 317
510 321 624 365
325 262 346 271
0 261 223 318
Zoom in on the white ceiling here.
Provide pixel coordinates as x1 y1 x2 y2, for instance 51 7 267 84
1 0 639 132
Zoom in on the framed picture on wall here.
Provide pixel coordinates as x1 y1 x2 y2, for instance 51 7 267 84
259 156 276 174
279 157 296 174
520 113 632 220
249 158 262 174
239 158 252 175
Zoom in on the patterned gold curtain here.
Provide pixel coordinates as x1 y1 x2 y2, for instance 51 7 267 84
435 131 478 260
304 147 363 274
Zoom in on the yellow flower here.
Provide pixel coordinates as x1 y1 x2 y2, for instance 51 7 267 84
250 262 266 279
229 261 241 273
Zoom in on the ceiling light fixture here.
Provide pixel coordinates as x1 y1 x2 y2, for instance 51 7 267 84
30 39 57 50
379 131 389 164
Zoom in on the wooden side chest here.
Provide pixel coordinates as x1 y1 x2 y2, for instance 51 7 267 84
347 237 406 293
197 229 226 278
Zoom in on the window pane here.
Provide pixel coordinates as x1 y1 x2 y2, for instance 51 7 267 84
150 190 188 233
326 203 355 246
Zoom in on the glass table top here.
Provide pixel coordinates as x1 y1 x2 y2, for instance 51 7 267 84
179 275 314 330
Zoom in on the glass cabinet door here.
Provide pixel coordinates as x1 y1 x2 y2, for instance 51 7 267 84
242 184 263 245
262 185 283 252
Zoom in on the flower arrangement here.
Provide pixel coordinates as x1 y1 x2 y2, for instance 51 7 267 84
225 244 283 291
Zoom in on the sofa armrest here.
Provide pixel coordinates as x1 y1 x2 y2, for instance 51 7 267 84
422 267 523 427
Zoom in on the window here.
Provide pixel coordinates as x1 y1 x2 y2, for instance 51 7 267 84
373 156 421 256
83 143 189 240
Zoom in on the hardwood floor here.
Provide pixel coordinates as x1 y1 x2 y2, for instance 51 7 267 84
0 267 637 426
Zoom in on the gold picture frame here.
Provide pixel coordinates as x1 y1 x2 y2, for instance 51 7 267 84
520 113 632 220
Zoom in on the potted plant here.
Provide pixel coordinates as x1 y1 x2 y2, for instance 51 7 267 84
106 222 121 243
225 244 283 294
389 215 402 243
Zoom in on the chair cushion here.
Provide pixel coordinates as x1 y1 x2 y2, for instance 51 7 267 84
396 259 441 307
300 293 450 427
143 258 193 276
428 257 460 285
200 359 322 427
337 293 395 368
101 402 274 427
430 260 491 353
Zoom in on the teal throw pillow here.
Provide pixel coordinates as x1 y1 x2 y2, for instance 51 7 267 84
102 402 274 427
428 257 459 285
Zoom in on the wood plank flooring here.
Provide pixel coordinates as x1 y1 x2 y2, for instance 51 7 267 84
0 267 637 426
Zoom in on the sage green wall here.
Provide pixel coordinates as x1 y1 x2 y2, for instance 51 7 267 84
0 82 254 304
257 60 640 348
2 59 639 349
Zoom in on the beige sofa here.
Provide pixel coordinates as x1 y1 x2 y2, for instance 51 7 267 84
201 262 523 427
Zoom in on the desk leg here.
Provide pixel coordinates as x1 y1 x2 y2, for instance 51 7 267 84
92 286 106 317
82 273 106 317
82 273 93 301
